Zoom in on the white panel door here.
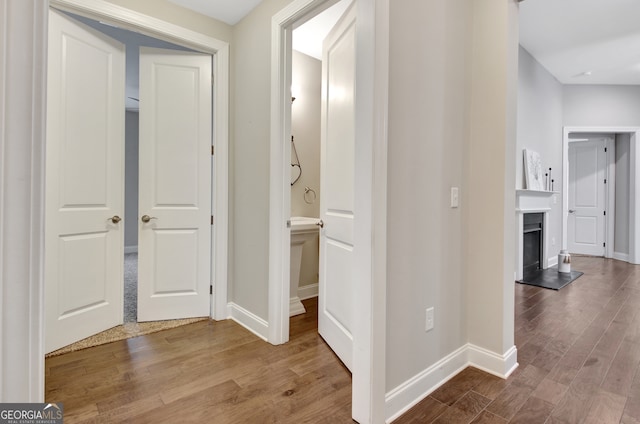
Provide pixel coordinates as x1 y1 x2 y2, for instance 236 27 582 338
568 139 607 256
318 4 356 371
45 10 125 353
138 47 212 321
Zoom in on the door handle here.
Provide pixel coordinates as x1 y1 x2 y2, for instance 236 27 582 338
316 219 324 228
108 215 122 224
568 209 576 214
141 215 157 223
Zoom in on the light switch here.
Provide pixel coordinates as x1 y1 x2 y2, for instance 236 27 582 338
450 187 459 208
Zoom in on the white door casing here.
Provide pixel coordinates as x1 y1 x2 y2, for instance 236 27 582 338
318 4 356 372
45 9 125 353
137 47 212 321
568 139 607 256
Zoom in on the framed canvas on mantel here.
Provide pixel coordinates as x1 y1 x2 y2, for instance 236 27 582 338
524 148 544 191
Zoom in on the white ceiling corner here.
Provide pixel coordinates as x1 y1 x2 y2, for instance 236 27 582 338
167 0 263 25
292 0 352 60
519 0 640 85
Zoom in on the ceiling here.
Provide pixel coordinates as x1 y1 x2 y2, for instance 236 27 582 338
293 0 351 60
167 0 263 25
519 0 640 85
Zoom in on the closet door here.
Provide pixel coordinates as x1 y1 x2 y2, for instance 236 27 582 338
45 9 125 353
137 47 212 321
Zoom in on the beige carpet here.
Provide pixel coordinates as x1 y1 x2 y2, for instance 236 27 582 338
45 317 208 357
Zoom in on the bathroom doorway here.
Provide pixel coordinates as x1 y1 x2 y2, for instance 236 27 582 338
287 0 352 330
288 40 323 319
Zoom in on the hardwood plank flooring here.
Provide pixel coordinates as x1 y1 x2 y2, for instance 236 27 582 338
47 257 640 423
45 297 353 423
396 257 640 424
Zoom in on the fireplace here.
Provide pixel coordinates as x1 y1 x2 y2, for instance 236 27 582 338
523 213 543 278
516 190 554 281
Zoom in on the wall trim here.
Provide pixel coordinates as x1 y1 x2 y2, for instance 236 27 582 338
49 0 230 321
467 344 518 378
547 255 558 268
298 283 318 300
614 252 630 263
385 346 468 423
0 0 48 402
385 344 518 423
227 302 268 341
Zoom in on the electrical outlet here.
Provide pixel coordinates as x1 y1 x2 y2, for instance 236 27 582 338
425 307 434 332
553 194 557 204
551 237 556 245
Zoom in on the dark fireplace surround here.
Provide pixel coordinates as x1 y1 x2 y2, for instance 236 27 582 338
523 213 543 279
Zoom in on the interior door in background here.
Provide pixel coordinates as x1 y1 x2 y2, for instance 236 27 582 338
137 47 212 321
318 3 356 371
567 139 607 256
45 9 125 353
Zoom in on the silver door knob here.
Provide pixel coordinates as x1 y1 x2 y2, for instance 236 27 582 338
316 219 324 228
568 209 576 214
108 215 122 224
141 215 157 223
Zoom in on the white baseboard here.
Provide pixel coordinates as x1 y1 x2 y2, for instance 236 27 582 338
290 296 306 317
467 344 518 378
385 345 468 422
227 302 268 341
547 255 558 268
614 252 630 263
385 344 518 423
124 245 138 254
298 283 318 300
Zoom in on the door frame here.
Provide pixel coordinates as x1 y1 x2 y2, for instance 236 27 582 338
50 0 230 320
269 0 389 421
562 126 640 264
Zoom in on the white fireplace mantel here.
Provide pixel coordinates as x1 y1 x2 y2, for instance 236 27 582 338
516 189 557 212
516 190 558 280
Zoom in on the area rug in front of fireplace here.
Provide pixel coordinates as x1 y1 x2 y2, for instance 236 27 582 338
517 267 583 290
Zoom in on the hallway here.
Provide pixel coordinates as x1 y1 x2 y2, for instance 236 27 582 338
46 257 640 422
45 298 352 423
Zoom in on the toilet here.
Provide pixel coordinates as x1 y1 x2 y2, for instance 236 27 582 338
289 217 320 316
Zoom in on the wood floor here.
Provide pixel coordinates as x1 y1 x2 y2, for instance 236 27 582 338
397 257 640 424
45 297 353 423
47 257 640 423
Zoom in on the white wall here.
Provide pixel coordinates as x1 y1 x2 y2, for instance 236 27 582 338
291 50 321 218
231 0 295 320
385 0 518 406
615 133 631 256
563 85 640 127
291 50 321 289
516 47 563 262
465 0 518 361
386 0 467 391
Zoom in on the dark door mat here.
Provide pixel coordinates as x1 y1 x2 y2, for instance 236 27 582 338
517 267 583 290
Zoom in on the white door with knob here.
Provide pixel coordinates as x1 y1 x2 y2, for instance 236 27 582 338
45 10 125 353
318 4 356 371
567 139 607 256
137 47 212 321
